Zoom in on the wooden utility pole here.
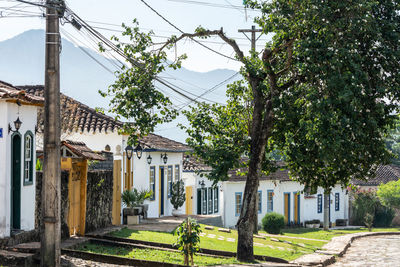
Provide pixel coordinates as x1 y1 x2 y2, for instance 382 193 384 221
42 0 63 266
237 25 262 234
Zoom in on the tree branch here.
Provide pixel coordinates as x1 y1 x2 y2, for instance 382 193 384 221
158 28 245 62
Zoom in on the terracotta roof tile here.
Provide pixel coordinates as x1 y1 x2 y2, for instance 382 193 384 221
139 133 191 152
183 155 212 172
61 140 106 161
17 85 122 134
0 80 44 105
352 164 400 186
17 85 190 152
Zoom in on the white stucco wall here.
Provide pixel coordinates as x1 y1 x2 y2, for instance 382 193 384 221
139 152 184 218
0 101 38 237
182 171 223 216
66 131 124 155
222 180 348 228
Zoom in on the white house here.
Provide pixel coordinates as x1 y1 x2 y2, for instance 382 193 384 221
0 81 43 238
18 85 191 220
182 156 349 228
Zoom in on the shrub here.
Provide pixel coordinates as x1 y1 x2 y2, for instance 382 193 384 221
171 180 186 210
374 205 395 227
261 212 285 234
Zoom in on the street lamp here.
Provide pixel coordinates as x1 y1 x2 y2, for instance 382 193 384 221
8 117 22 134
125 145 134 160
161 153 168 164
147 154 152 164
135 143 143 159
184 154 190 162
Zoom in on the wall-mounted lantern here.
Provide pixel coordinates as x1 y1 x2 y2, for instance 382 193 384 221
161 152 168 164
199 180 205 189
135 143 143 159
147 154 152 164
8 117 22 134
125 145 134 160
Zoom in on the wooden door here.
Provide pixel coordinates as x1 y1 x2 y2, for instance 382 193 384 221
112 160 122 225
68 160 87 236
185 186 193 215
294 192 300 224
11 133 21 230
284 193 290 225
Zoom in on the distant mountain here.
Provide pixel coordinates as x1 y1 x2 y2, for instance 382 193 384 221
0 30 240 142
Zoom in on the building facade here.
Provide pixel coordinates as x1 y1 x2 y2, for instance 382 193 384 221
0 81 43 238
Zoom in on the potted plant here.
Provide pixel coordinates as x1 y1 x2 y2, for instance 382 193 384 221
122 188 152 224
312 219 321 228
170 180 186 217
304 220 314 228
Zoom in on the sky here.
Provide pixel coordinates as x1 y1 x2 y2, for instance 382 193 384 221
0 0 270 72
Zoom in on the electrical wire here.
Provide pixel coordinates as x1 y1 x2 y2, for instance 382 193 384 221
139 0 239 62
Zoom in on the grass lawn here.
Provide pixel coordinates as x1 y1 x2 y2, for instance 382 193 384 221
109 225 325 261
75 242 242 266
279 227 400 241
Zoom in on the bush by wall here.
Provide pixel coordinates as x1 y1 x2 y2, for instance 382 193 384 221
261 212 285 234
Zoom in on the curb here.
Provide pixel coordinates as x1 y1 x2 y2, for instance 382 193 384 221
290 231 400 266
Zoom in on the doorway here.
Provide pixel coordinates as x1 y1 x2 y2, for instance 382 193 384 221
159 166 165 216
293 192 300 224
284 193 290 225
11 133 21 230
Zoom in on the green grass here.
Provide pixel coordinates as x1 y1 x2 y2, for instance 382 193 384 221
75 242 242 266
279 227 400 241
110 225 322 261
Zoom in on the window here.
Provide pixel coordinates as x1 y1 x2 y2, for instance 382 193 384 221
258 191 262 214
235 192 242 216
150 166 155 200
208 187 213 214
24 132 33 185
167 165 173 198
267 190 274 212
335 193 340 211
214 187 219 213
202 189 208 215
174 165 180 181
317 194 322 213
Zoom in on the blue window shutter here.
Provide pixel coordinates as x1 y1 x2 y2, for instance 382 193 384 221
317 194 322 213
335 193 340 211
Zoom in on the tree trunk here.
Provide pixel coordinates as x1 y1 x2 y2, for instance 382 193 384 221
323 192 330 230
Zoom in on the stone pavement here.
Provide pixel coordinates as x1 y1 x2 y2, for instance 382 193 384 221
329 235 400 267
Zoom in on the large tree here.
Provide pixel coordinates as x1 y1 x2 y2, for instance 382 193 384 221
182 0 400 260
103 0 400 262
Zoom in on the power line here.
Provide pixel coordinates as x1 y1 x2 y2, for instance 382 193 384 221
139 0 239 62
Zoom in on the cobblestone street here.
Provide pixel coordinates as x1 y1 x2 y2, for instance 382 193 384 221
330 235 400 267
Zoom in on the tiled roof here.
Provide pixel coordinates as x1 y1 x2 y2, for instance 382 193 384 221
17 85 122 134
61 140 106 161
17 85 190 152
183 155 212 172
140 133 191 152
0 81 44 105
352 165 400 186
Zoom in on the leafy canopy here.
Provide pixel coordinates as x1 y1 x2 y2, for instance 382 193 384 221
183 0 400 193
99 19 186 144
377 180 400 209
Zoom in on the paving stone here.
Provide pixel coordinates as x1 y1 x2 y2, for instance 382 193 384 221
254 242 265 247
270 238 280 242
205 226 215 230
226 238 235 242
253 234 266 239
282 240 292 244
218 228 231 233
329 235 400 266
217 236 225 241
207 234 216 238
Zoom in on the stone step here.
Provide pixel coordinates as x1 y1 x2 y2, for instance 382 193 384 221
10 241 40 254
0 249 36 267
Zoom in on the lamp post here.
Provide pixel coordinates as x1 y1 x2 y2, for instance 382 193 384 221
8 117 22 134
199 180 205 189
